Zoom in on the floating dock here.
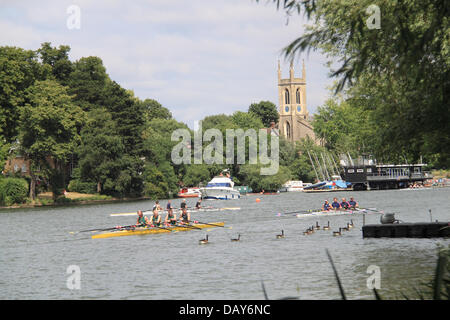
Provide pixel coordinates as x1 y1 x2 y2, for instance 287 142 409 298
362 222 450 238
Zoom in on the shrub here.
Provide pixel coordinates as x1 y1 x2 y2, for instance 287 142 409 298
67 179 97 194
0 178 29 205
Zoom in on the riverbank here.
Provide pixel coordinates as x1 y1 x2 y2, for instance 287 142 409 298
0 191 154 210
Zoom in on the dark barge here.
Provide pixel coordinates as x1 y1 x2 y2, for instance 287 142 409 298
362 222 450 238
343 162 432 191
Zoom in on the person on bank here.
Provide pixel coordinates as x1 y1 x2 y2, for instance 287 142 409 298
136 210 150 226
322 200 331 211
150 208 162 227
349 197 358 208
179 207 190 224
331 197 341 210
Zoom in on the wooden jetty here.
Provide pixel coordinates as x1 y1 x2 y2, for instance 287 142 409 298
362 222 450 238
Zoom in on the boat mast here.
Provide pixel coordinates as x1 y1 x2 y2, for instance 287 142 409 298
329 153 342 179
313 151 326 182
321 153 331 181
307 150 320 182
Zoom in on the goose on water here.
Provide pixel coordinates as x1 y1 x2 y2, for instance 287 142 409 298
199 234 209 244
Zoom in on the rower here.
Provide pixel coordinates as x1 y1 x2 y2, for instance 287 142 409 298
331 197 341 210
340 198 351 210
180 199 187 211
348 197 358 209
166 200 173 211
152 200 162 212
164 206 177 226
150 208 162 227
136 210 149 227
322 200 331 211
179 207 190 225
195 199 202 209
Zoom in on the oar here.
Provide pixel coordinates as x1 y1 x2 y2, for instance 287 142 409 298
278 208 323 216
70 224 137 234
191 220 232 229
175 223 202 230
149 224 178 233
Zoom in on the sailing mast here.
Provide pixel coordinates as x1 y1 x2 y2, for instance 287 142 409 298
313 151 326 182
307 150 320 182
321 153 331 181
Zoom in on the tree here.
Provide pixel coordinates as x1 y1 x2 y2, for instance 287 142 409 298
67 56 109 111
139 98 172 122
182 165 211 187
37 42 73 84
18 79 86 200
0 46 43 142
248 101 279 127
103 81 145 156
239 164 291 192
77 109 125 193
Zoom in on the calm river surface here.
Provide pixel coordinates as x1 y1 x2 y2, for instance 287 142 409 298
1 188 449 300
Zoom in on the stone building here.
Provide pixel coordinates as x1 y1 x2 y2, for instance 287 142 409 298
277 60 316 143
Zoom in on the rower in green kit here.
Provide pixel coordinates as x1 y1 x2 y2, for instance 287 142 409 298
164 206 177 226
136 210 149 226
150 208 162 227
179 207 190 225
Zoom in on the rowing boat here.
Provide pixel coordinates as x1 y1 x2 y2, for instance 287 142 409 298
91 222 225 239
295 208 380 218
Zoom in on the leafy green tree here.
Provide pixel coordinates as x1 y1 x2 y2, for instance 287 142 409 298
77 109 125 193
18 79 86 200
248 101 279 127
37 42 73 84
182 165 211 187
139 98 172 122
67 56 109 111
239 164 291 192
0 46 43 142
231 111 264 130
103 81 145 156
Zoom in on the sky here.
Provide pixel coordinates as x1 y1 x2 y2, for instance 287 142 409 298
0 0 334 127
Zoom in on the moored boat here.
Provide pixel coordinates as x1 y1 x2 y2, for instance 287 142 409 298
92 221 225 239
177 187 201 198
200 173 241 200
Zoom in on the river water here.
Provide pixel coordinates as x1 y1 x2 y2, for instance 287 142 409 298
1 188 449 300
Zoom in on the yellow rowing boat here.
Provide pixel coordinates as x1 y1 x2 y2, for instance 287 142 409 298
91 222 225 239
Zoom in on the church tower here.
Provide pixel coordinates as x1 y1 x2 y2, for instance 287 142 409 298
277 59 315 142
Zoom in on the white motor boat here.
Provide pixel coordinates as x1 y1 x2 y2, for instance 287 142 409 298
281 180 304 192
200 175 241 200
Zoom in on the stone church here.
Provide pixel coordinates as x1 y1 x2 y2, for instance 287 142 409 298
277 60 316 143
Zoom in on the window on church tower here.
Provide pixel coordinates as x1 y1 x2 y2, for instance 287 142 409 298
285 89 290 105
286 121 291 139
296 88 300 104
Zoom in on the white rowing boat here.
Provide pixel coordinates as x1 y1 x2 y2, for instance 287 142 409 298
295 208 381 218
